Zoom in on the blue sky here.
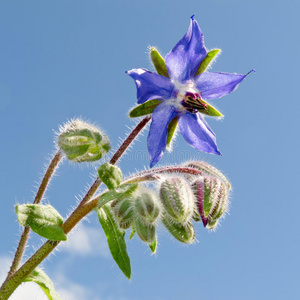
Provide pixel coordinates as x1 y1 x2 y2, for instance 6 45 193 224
0 0 299 299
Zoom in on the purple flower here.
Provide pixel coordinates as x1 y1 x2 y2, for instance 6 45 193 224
127 16 253 167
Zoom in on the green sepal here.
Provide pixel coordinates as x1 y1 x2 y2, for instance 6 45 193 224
129 99 162 118
98 183 138 207
203 177 214 217
95 204 131 279
199 100 223 117
162 217 195 244
135 221 156 244
15 204 67 241
23 268 61 300
149 47 169 77
98 162 123 190
149 236 157 254
195 49 221 76
206 218 219 229
166 116 178 151
129 227 136 240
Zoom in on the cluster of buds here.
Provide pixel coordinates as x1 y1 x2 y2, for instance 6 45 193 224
111 188 161 247
108 161 230 247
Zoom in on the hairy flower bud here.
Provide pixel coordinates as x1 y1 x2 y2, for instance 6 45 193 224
160 177 195 223
111 198 133 229
134 190 160 224
162 216 195 244
193 176 229 229
186 161 231 189
134 220 156 244
58 120 110 162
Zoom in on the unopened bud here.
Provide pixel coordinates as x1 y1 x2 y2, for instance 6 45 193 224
111 198 133 229
98 163 122 190
193 176 229 229
162 216 195 244
134 190 160 224
58 120 110 162
186 161 231 189
134 220 156 244
160 177 195 223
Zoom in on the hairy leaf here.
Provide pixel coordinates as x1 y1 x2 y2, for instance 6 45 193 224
15 204 67 241
99 183 138 207
23 268 61 300
95 204 131 279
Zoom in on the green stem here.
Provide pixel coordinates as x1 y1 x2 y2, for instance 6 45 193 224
0 117 150 300
1 149 63 289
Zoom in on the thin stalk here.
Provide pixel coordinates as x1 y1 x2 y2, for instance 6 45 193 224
0 117 150 300
79 116 151 206
3 149 63 286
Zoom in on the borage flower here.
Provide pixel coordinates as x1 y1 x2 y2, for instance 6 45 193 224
127 16 253 167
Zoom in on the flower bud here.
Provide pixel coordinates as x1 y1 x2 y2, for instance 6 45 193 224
134 220 156 244
193 176 229 229
111 198 133 229
134 190 160 224
162 216 195 244
58 120 110 162
185 161 231 189
97 162 122 190
160 177 195 223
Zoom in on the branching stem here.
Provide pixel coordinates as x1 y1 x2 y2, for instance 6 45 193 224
0 117 150 300
2 149 63 288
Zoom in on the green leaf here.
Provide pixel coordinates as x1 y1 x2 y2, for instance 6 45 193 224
166 116 178 151
149 47 169 77
149 236 157 254
129 99 162 118
23 268 61 300
95 204 131 279
15 204 67 241
195 49 221 76
198 100 223 117
98 162 123 190
99 183 138 207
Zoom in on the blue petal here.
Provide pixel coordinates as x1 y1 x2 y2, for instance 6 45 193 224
126 68 175 104
165 16 207 83
148 103 178 167
195 70 255 100
178 112 221 155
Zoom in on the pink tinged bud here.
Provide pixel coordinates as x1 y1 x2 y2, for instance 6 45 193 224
185 161 231 189
192 177 208 227
160 177 195 223
193 176 229 229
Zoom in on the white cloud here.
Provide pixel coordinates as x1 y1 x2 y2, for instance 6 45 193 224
0 255 102 300
0 256 11 284
10 282 48 300
58 224 109 257
55 272 101 300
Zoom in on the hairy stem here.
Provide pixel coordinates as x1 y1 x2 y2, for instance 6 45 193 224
79 116 150 206
0 117 150 300
2 149 63 288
